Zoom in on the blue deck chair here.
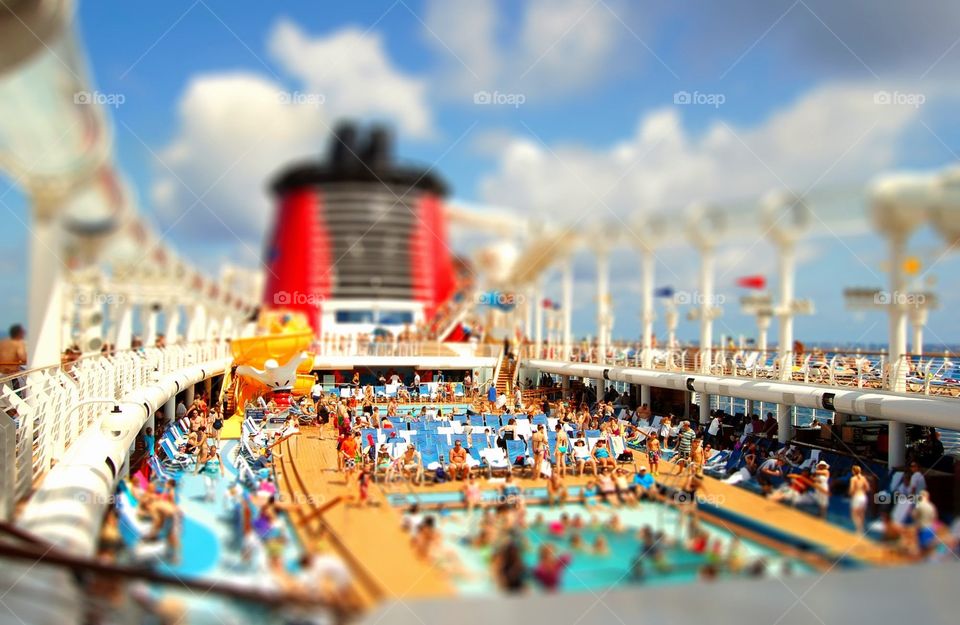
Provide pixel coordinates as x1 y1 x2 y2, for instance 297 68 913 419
506 440 529 467
159 438 193 471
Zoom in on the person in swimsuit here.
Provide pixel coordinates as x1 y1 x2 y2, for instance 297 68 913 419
340 431 360 491
646 435 661 476
463 475 482 513
375 444 392 474
660 416 673 450
547 471 567 506
573 439 597 476
199 444 224 502
848 465 871 533
593 439 616 471
597 470 618 505
532 544 571 592
688 438 705 477
554 424 570 478
449 439 470 480
812 460 831 518
531 424 549 479
399 444 423 485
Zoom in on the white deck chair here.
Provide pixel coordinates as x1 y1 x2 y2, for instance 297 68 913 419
514 420 533 441
798 449 821 471
723 466 752 485
480 447 511 476
115 490 170 560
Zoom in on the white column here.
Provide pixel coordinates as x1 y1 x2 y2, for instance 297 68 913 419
561 259 573 360
887 233 908 393
910 307 927 358
163 396 176 428
596 250 610 364
164 304 180 344
186 304 207 342
143 305 158 347
27 216 63 367
640 247 655 368
112 302 133 351
757 314 771 353
777 241 796 442
698 246 715 374
888 421 906 467
220 315 235 343
534 282 543 358
665 302 678 360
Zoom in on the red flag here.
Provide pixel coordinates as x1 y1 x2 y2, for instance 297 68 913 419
736 275 766 289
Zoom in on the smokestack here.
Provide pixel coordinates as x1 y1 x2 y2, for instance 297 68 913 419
363 125 393 171
330 122 362 172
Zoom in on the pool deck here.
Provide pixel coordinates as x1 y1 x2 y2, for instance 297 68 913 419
278 427 903 606
276 427 456 606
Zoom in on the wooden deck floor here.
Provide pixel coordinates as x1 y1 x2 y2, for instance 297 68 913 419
276 427 455 606
278 428 903 606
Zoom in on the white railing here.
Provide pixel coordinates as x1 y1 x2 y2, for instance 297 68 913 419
0 341 230 501
311 337 500 359
527 343 960 398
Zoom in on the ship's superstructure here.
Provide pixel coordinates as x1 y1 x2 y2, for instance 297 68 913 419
263 123 457 337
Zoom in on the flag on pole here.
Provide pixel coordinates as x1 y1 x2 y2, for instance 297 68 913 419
654 286 675 298
736 275 766 289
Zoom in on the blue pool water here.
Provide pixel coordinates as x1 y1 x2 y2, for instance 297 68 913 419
434 503 812 594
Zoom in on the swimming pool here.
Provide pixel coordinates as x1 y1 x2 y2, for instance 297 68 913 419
431 503 813 595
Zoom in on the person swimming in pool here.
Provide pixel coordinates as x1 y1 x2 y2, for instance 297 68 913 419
569 532 585 552
593 535 610 556
580 480 600 509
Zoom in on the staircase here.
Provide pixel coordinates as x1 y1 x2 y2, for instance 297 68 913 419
224 377 238 415
496 354 518 398
429 289 477 341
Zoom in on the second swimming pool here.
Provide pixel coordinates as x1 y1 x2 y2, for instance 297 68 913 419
426 502 814 594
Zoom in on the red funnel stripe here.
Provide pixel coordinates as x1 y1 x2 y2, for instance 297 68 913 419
736 275 766 289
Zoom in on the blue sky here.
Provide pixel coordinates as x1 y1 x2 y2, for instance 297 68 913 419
2 0 960 347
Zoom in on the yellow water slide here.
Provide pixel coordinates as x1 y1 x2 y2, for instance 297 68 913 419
227 312 316 416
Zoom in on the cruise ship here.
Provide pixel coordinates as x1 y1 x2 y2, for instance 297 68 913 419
0 2 958 625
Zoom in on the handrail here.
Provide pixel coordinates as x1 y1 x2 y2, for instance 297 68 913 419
1 340 232 503
523 344 960 400
0 526 352 621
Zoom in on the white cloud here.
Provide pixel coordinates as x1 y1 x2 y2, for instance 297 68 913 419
268 19 432 138
151 72 325 244
478 83 923 227
151 18 434 250
424 0 633 101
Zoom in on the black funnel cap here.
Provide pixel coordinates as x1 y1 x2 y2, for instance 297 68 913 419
363 125 393 171
330 122 363 172
272 120 449 196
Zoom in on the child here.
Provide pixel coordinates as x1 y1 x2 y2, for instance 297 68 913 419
358 467 370 506
143 427 155 458
646 435 661 476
